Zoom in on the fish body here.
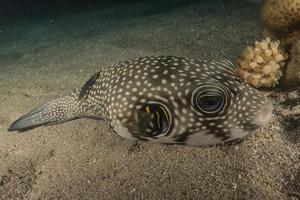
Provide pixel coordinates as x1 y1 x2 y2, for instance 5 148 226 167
8 56 273 145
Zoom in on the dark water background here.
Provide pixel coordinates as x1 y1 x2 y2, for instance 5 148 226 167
0 0 194 24
0 0 260 63
0 0 256 25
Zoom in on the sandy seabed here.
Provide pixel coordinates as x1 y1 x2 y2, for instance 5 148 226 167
0 1 299 199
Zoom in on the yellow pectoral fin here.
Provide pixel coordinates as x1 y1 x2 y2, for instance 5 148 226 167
146 106 151 113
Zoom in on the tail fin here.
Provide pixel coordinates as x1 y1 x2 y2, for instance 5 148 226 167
8 89 83 132
8 72 101 132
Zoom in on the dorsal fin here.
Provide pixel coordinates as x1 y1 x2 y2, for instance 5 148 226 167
78 71 101 100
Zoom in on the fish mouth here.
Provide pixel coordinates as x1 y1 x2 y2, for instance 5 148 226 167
252 101 273 128
229 101 273 141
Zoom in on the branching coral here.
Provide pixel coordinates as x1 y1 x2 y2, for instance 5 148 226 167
236 0 299 88
235 37 287 88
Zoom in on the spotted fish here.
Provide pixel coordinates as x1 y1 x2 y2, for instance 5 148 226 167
8 56 273 145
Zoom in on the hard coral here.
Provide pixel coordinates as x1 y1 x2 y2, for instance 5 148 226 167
262 0 300 33
235 38 287 88
262 0 300 49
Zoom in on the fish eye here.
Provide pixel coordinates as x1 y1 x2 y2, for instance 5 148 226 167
140 103 172 138
192 84 230 115
197 95 223 111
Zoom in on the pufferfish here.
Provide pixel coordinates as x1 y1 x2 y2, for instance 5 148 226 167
8 56 273 145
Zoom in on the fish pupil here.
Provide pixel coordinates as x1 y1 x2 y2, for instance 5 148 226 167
198 95 222 111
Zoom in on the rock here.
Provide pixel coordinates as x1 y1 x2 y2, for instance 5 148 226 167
284 40 300 87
